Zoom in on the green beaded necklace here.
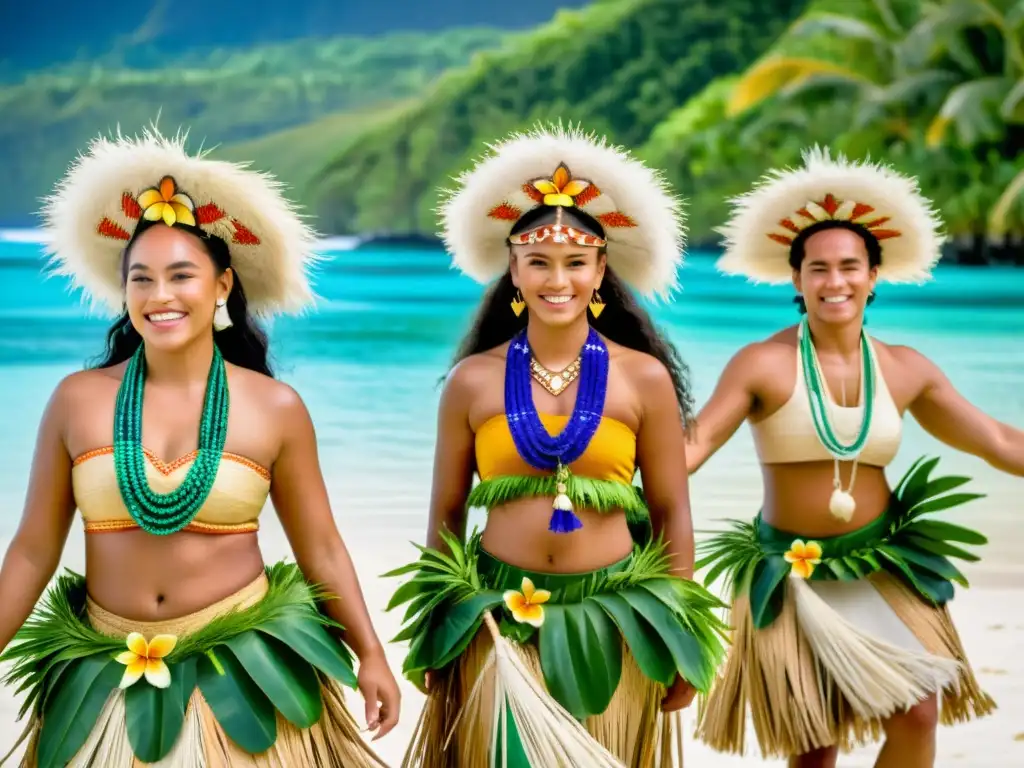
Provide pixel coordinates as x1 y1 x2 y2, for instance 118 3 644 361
113 344 229 535
798 315 876 521
799 315 876 459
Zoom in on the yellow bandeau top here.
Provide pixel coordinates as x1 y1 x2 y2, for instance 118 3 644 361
71 447 271 534
751 338 902 467
475 412 637 484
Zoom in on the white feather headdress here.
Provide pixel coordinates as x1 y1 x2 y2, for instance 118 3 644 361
42 125 320 316
438 123 686 298
716 146 946 284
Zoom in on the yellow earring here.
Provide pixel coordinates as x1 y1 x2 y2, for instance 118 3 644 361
589 290 605 319
511 290 526 317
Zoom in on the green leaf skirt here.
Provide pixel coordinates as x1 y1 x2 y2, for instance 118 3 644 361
386 531 730 766
0 562 385 768
693 456 997 757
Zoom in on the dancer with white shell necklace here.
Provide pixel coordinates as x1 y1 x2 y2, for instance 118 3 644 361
688 147 1024 768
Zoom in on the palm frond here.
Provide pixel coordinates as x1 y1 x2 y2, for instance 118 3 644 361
728 57 874 116
925 77 1011 146
990 163 1024 234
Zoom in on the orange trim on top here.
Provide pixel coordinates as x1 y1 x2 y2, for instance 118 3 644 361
72 446 271 481
84 519 260 535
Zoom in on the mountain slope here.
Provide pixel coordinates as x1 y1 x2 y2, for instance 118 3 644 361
0 28 506 226
306 0 809 235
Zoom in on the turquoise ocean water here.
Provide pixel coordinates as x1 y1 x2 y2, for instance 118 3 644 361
0 235 1022 582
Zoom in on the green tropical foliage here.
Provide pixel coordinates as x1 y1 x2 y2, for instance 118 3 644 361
715 0 1024 242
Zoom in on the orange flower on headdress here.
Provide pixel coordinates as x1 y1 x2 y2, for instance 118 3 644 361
138 176 196 227
530 163 592 207
784 539 823 579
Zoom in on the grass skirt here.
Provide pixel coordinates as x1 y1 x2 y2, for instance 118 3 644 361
386 532 729 767
1 564 385 768
694 456 996 757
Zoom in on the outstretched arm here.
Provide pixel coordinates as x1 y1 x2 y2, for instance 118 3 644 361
904 348 1024 476
424 365 476 553
269 386 400 740
685 345 759 473
0 380 77 653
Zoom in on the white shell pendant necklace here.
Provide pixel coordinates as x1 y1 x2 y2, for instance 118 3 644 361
798 317 876 522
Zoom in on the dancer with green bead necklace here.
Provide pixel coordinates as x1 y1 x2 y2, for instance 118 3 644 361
690 147 1024 768
386 124 728 767
0 127 398 766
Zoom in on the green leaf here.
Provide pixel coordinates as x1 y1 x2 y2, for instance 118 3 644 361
906 519 988 546
225 632 323 729
877 549 954 604
538 602 622 720
385 576 450 611
881 544 967 586
921 475 972 499
897 456 939 507
749 556 791 630
125 656 197 763
904 533 981 563
590 593 676 686
615 588 712 692
825 558 857 580
909 492 986 517
258 618 358 690
840 556 868 578
37 655 122 768
408 591 504 672
197 647 277 754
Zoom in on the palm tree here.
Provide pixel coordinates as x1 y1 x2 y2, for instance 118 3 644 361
727 0 1024 236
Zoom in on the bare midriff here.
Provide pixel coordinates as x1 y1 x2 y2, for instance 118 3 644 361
761 461 892 537
84 529 265 621
481 498 634 573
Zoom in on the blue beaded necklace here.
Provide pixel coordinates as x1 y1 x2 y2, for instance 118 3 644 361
504 326 609 533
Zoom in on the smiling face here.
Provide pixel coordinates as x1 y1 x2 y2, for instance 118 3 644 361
509 241 606 327
793 227 877 325
123 225 233 352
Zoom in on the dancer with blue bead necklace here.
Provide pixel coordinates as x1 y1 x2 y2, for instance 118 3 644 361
386 124 728 767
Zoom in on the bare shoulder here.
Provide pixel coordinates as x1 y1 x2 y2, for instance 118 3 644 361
56 365 124 407
609 343 674 397
445 346 506 393
726 328 796 376
874 339 940 388
227 364 307 419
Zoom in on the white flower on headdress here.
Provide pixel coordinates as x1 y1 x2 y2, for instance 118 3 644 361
138 176 196 227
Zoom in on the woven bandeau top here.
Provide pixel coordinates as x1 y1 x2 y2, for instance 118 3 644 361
72 447 270 534
751 339 902 467
474 412 637 484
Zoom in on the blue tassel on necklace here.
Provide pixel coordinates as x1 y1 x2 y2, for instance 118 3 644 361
549 466 582 532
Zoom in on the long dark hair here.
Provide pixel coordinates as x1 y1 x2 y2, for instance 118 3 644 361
447 264 696 427
90 220 274 376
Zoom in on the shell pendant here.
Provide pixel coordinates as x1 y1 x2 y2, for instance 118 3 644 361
828 487 856 522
